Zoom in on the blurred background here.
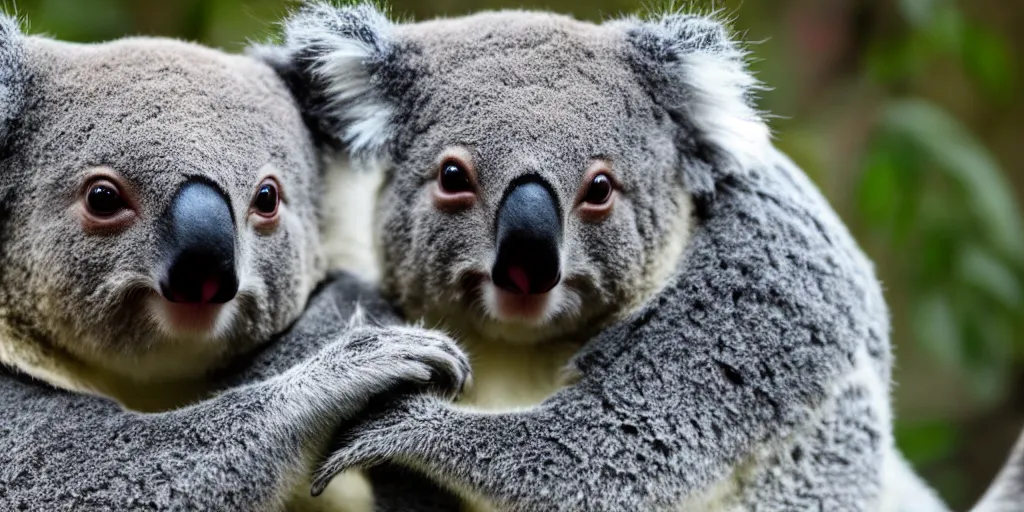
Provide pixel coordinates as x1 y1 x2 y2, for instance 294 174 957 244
7 0 1022 507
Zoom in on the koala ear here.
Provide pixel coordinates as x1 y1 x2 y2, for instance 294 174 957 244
261 2 397 157
617 13 770 191
0 13 27 152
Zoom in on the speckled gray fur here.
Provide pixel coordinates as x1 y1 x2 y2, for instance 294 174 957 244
317 150 904 511
0 23 326 382
0 273 465 511
272 4 1024 511
0 15 469 511
1 272 471 511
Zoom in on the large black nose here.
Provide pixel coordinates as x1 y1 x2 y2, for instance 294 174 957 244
158 180 238 304
492 180 562 295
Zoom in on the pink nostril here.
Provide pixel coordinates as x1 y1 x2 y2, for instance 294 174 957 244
507 266 531 295
200 278 220 304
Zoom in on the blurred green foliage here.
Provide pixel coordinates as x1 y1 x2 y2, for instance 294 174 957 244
864 2 1021 403
5 0 1023 508
857 4 1022 502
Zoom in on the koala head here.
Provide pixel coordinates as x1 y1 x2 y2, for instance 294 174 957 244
0 15 325 386
273 3 769 344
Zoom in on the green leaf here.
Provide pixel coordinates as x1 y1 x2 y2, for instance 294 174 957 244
31 0 131 41
911 292 961 367
959 312 1014 403
916 226 956 284
858 142 903 228
960 24 1014 101
923 5 964 54
880 99 1024 263
895 419 960 465
958 245 1023 308
898 0 938 27
857 133 926 246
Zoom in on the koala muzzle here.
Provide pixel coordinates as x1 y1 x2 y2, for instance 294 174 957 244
158 180 239 304
492 180 562 295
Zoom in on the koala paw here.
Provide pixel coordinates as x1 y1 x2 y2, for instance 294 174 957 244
312 394 445 496
344 325 472 401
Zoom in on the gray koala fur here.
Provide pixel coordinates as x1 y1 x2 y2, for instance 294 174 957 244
271 4 1024 511
0 272 470 511
0 14 469 511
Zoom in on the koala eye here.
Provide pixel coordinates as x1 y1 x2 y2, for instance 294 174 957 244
582 173 613 205
252 179 280 217
432 150 477 211
439 161 474 194
78 171 137 233
576 164 617 221
86 181 126 217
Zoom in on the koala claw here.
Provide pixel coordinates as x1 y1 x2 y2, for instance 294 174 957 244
311 395 444 496
345 326 472 400
395 329 470 400
311 440 389 496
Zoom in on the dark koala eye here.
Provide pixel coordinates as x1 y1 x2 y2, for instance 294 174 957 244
253 179 280 217
432 150 477 211
576 164 617 221
439 161 473 194
78 171 137 233
582 173 613 205
86 181 126 217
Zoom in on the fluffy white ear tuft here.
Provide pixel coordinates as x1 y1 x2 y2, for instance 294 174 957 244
0 13 26 149
281 2 395 155
618 13 771 175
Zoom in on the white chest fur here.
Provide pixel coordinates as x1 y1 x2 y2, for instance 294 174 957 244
455 335 580 412
316 335 580 512
448 335 581 512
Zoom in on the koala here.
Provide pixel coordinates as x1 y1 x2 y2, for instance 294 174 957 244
269 3 1024 511
0 14 469 511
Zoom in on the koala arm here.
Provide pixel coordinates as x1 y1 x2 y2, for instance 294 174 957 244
314 161 891 510
314 329 872 511
216 271 403 386
0 275 469 512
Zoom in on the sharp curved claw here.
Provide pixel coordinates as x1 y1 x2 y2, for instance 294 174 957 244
310 446 382 496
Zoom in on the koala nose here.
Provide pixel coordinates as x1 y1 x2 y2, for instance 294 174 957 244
492 180 562 295
158 180 239 304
